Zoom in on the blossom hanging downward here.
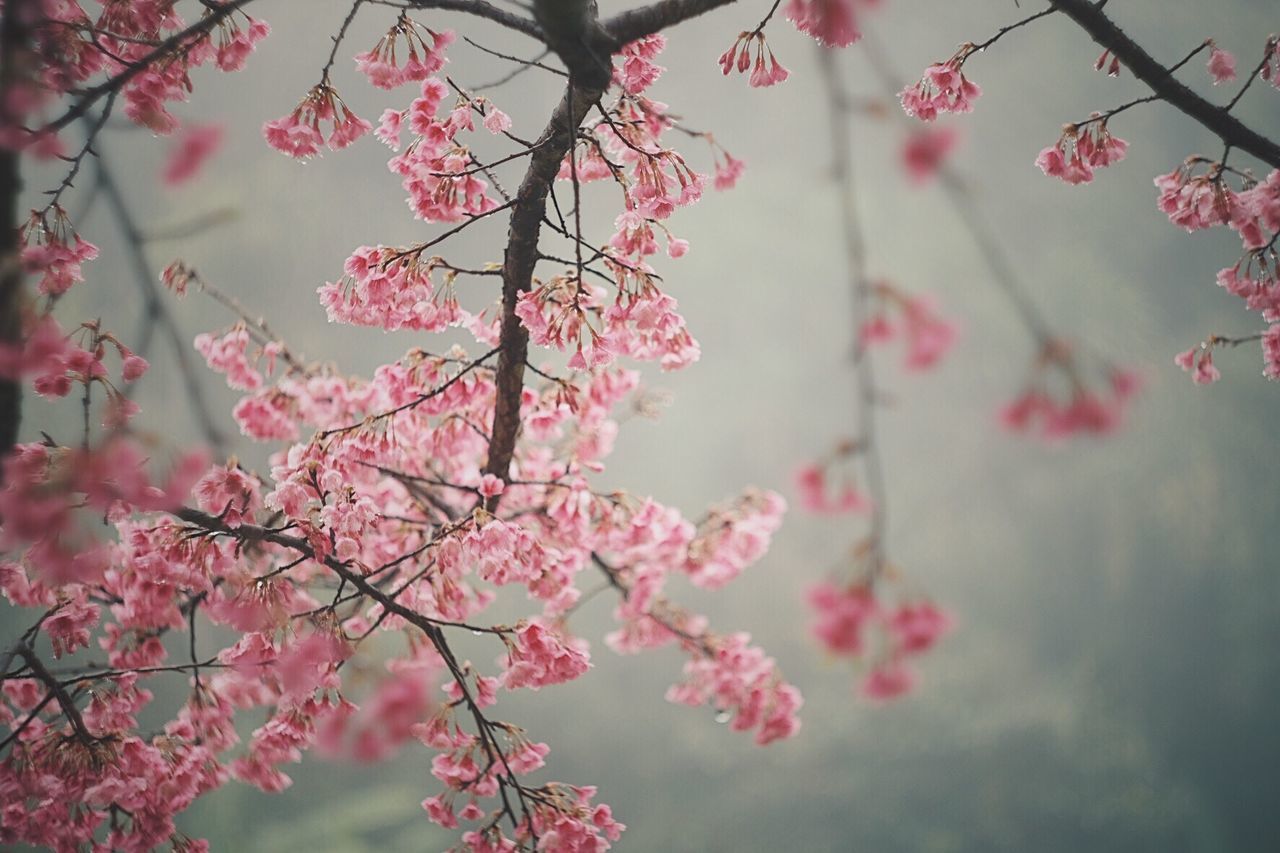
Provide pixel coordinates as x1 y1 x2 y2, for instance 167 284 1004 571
999 340 1141 440
901 126 960 185
163 123 224 185
616 34 668 94
861 282 959 371
263 81 371 159
785 0 867 48
718 31 790 88
1036 119 1128 185
355 14 454 89
794 440 872 515
1207 42 1237 84
1175 344 1221 384
900 49 982 121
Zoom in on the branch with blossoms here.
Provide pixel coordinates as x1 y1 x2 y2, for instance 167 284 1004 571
791 47 954 703
853 30 1141 440
898 0 1280 383
0 0 847 847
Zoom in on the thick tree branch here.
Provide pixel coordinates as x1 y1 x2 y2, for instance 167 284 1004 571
602 0 739 44
400 0 544 40
1050 0 1280 168
483 0 743 484
484 78 603 482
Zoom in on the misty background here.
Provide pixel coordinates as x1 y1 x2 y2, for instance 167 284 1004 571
17 0 1280 849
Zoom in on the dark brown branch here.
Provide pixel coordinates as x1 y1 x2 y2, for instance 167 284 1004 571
399 0 544 40
484 79 605 482
603 0 739 45
1049 0 1280 168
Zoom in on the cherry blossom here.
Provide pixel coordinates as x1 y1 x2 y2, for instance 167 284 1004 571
900 51 982 121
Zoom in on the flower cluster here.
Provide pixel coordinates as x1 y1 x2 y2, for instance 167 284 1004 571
19 206 99 297
263 81 372 159
717 31 791 88
999 340 1140 440
901 126 960 184
1155 161 1280 381
0 2 268 149
861 282 960 371
379 78 505 222
1035 120 1128 185
809 581 952 701
900 51 982 121
616 35 668 94
163 123 225 186
1207 43 1238 83
795 450 872 515
355 14 454 89
785 0 870 49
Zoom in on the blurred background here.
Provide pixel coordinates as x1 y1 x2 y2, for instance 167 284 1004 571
17 0 1280 849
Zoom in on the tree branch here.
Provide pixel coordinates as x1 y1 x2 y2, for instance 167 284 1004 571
1049 0 1280 168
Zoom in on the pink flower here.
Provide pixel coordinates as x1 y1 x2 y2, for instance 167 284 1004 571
355 20 453 89
1207 45 1237 84
1037 121 1127 186
886 601 952 654
901 126 960 184
1177 345 1221 384
162 123 224 185
795 463 871 515
478 474 505 499
785 0 863 48
615 35 667 94
713 152 746 190
808 581 877 655
500 621 591 690
264 84 369 159
1263 324 1280 379
900 57 981 121
718 32 789 88
860 660 916 701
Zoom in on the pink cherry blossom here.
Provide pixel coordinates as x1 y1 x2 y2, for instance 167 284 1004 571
1207 45 1237 84
900 55 982 121
901 126 960 184
163 123 224 185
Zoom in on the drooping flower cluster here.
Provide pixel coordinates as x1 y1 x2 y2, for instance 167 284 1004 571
19 206 99 297
0 2 269 150
263 81 372 159
616 34 668 94
1035 119 1129 185
861 282 960 371
1207 43 1238 84
808 581 952 701
999 340 1141 439
378 77 505 222
900 50 982 121
163 123 224 186
786 0 873 49
320 246 468 332
717 31 790 88
1155 161 1280 381
794 446 872 515
355 14 454 89
901 126 960 184
666 632 804 745
517 267 701 372
1175 343 1222 384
